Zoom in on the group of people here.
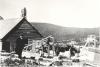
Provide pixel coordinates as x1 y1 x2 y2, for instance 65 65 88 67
41 40 80 58
15 35 80 59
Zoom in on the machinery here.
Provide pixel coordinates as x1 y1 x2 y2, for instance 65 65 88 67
79 35 100 66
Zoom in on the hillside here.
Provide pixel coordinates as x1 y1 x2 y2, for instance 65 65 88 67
31 22 99 41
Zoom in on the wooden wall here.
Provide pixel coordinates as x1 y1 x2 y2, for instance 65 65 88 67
2 18 42 52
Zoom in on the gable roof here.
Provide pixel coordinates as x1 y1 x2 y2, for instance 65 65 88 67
0 18 23 39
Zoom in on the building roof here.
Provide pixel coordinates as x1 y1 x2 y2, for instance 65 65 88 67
0 18 23 39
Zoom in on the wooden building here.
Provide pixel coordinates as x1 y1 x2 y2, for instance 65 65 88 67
0 8 43 52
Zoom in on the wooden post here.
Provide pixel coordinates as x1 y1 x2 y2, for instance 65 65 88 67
0 40 2 52
47 44 50 56
52 37 55 57
41 39 44 57
53 44 55 57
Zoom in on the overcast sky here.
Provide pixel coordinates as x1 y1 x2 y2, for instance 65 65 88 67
0 0 100 28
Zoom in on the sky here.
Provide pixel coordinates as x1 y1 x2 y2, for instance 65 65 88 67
0 0 100 28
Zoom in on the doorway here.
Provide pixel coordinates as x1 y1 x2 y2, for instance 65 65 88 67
2 41 10 52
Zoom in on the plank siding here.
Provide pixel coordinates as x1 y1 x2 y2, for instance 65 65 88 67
2 18 42 52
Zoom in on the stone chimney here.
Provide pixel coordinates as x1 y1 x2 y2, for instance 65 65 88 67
21 7 27 18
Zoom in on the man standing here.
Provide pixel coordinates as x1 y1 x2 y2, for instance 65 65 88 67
15 35 27 59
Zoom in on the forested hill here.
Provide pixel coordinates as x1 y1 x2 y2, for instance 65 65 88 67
31 22 99 41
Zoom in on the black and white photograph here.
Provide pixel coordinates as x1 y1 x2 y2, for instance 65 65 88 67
0 0 100 67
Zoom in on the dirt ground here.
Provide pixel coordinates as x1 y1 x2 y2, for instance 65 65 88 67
0 62 97 67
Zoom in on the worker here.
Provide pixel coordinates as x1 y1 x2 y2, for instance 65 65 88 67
15 35 27 59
